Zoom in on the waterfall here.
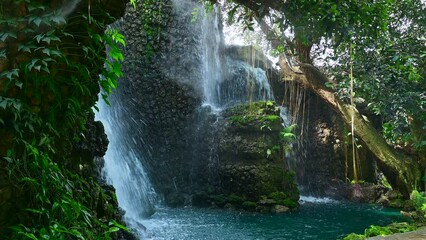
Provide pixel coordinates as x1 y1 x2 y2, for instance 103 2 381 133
95 93 158 238
199 4 273 110
95 0 277 238
200 5 223 110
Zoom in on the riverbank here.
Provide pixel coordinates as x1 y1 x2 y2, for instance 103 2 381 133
368 227 426 239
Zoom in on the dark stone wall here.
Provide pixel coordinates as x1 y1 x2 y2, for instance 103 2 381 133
116 0 300 208
296 91 347 195
116 0 203 198
270 76 379 198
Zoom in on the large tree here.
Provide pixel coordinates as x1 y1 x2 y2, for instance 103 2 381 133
214 0 426 196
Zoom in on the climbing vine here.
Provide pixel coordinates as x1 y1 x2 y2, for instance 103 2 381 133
140 0 169 59
0 0 128 239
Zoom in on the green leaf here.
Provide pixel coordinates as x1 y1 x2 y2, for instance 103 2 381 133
0 32 17 42
0 49 6 59
33 17 43 26
28 5 45 12
266 149 272 157
130 0 137 8
35 34 44 43
107 227 120 233
0 98 8 109
42 48 50 56
24 208 47 215
15 81 23 89
21 233 38 240
0 69 19 80
27 59 38 71
325 81 334 89
3 157 13 163
51 15 66 24
18 44 32 53
109 220 129 231
42 35 60 44
42 67 50 73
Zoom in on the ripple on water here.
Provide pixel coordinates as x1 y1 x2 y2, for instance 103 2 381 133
138 202 408 240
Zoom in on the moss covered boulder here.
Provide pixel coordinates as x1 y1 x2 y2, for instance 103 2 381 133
192 101 299 212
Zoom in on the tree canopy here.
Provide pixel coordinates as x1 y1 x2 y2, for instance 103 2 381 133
213 0 426 194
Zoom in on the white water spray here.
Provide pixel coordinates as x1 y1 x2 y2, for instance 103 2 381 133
95 96 158 238
200 5 224 110
199 4 274 110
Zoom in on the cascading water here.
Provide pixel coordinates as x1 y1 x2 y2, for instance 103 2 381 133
199 4 273 109
95 93 158 238
200 5 224 110
92 1 407 239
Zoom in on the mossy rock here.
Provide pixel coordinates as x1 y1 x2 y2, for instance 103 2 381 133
268 191 287 202
242 201 257 210
224 101 282 132
343 233 366 240
343 222 421 240
224 101 280 117
211 194 228 207
227 194 246 205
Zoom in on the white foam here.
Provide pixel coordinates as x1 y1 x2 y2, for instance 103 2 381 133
299 195 338 204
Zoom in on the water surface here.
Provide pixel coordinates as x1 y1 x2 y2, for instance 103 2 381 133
140 198 407 240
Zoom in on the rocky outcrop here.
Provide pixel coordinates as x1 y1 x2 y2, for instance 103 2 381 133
115 0 300 211
271 74 383 198
190 101 300 211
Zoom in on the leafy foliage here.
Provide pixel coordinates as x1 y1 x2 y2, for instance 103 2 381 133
139 0 169 59
329 0 426 153
216 0 425 156
0 0 127 238
342 222 418 240
411 190 426 218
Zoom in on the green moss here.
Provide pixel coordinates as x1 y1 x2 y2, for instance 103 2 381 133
365 225 393 237
271 145 281 153
267 191 297 209
242 201 257 210
262 115 280 122
228 194 245 204
342 222 420 239
342 233 366 240
227 101 278 115
280 199 298 209
412 190 426 217
268 191 287 202
228 115 257 126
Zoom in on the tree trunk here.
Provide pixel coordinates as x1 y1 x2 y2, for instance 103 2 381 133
280 58 420 196
215 0 422 196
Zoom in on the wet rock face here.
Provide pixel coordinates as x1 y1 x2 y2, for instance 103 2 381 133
218 102 299 204
70 112 109 177
297 92 379 196
118 0 299 211
117 0 203 195
185 102 299 211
